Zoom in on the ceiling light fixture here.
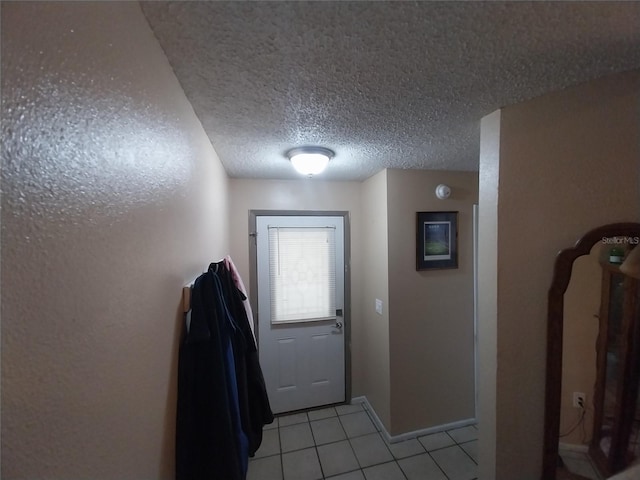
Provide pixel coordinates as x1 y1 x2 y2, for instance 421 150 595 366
286 146 334 176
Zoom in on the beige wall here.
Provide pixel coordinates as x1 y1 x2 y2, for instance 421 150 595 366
227 178 364 396
386 169 478 434
228 171 479 436
360 170 392 428
478 71 640 480
1 3 228 479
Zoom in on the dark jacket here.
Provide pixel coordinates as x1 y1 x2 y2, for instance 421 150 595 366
214 263 274 456
176 265 273 480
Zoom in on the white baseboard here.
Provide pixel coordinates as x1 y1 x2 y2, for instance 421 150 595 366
351 395 477 444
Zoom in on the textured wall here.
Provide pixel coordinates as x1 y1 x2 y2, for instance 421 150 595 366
479 70 640 480
1 2 228 478
386 169 478 435
227 178 363 397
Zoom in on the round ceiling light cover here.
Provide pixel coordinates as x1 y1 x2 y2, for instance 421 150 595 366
287 146 334 176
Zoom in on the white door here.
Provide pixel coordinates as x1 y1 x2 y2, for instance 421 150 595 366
256 215 345 414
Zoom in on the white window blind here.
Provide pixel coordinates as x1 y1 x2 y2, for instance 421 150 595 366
268 226 336 324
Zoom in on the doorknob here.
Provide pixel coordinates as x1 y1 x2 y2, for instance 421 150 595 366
334 321 343 329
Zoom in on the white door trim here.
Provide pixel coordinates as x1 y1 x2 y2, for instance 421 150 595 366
248 210 352 409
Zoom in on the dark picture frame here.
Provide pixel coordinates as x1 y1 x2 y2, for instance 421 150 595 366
416 211 458 270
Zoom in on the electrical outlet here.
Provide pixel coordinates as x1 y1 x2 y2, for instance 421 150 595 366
573 392 586 408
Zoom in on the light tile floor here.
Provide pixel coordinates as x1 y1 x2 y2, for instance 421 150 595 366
249 401 478 480
558 448 603 480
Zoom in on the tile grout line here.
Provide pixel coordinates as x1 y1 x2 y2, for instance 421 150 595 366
314 444 325 480
395 457 411 480
426 449 451 480
418 428 478 480
337 409 396 477
278 423 284 480
335 410 364 474
365 459 410 480
272 408 478 480
312 411 365 480
448 428 479 466
456 440 479 466
307 418 325 480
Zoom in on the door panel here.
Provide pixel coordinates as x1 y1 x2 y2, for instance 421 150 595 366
310 334 329 383
256 215 345 414
276 337 296 390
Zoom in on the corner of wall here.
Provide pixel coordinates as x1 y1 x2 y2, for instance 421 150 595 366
359 170 391 429
477 109 501 480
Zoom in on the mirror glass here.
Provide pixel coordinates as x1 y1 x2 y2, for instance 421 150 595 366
547 228 640 480
558 243 602 478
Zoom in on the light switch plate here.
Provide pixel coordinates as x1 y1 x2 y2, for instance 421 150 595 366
375 299 383 315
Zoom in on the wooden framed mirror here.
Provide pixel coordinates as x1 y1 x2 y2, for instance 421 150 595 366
543 222 640 480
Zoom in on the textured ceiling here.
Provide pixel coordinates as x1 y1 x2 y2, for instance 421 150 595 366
141 1 640 181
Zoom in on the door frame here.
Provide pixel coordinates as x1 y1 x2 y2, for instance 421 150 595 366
249 210 352 408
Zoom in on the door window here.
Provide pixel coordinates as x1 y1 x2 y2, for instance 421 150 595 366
268 226 336 324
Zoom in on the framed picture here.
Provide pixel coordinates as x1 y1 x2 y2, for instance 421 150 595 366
416 211 458 270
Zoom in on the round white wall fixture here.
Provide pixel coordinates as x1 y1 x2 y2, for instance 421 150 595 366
435 184 451 199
